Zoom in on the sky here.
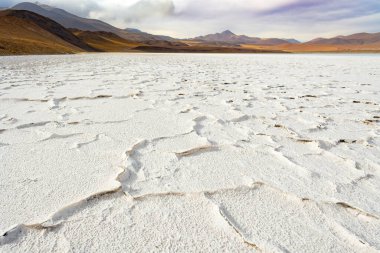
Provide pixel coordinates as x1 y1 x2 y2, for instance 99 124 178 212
2 0 380 40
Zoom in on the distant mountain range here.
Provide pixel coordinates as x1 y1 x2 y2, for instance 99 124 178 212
190 30 300 45
307 33 380 45
0 9 281 55
0 2 379 55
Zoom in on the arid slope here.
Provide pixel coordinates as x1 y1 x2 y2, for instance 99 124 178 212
241 43 380 53
70 29 141 52
0 10 95 55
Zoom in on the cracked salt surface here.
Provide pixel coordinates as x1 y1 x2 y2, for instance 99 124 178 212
0 53 379 252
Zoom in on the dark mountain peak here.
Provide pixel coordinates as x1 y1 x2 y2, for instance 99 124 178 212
13 2 43 10
124 28 143 33
221 30 235 35
13 2 45 9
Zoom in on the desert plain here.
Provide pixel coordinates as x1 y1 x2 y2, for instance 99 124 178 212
0 53 379 252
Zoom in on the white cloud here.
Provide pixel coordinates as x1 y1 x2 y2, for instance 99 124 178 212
89 0 174 23
173 0 302 15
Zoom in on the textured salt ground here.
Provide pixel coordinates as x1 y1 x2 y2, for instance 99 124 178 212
0 53 379 252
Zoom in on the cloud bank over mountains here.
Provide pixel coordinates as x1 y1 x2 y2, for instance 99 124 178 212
3 0 380 39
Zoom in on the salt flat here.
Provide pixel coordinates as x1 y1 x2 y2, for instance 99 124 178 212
0 53 379 252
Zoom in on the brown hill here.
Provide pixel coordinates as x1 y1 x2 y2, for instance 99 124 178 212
0 9 95 55
306 32 380 45
70 29 141 52
70 29 189 52
241 43 380 53
238 32 380 53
